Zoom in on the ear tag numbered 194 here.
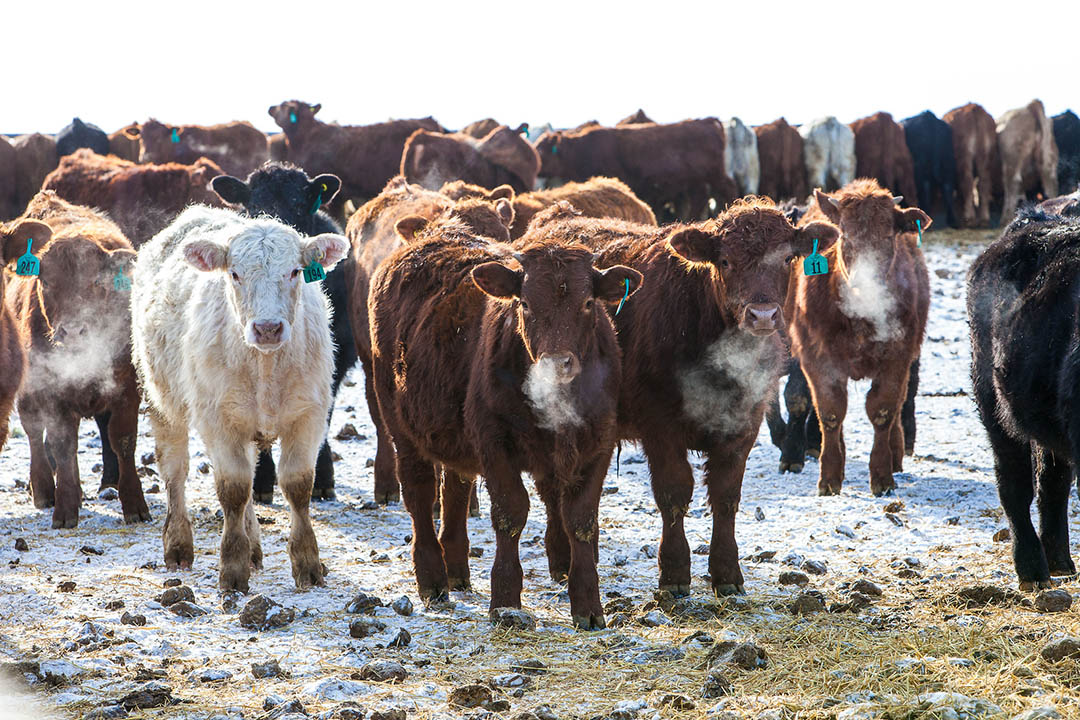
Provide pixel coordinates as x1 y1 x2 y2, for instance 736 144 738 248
16 240 39 277
113 270 131 292
803 238 829 277
303 254 326 284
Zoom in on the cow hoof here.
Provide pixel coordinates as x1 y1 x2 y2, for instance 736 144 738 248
375 490 401 504
251 547 264 571
659 583 691 598
871 482 896 497
420 586 450 605
817 483 842 496
468 506 482 518
904 445 915 457
311 486 336 501
572 613 606 631
713 583 746 597
779 461 803 474
32 495 54 510
253 491 275 505
447 576 471 592
123 508 153 524
806 448 821 460
219 574 250 594
164 544 195 571
1018 579 1053 592
51 515 79 530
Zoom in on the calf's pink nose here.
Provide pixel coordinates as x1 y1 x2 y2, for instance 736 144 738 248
253 321 284 344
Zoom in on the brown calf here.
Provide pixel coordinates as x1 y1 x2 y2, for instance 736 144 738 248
788 179 930 496
135 119 268 178
108 123 141 163
7 192 150 528
12 134 59 214
370 210 640 628
42 149 223 248
441 177 657 239
754 118 809 202
943 103 1001 228
346 177 513 503
401 126 540 194
529 200 837 596
849 113 919 205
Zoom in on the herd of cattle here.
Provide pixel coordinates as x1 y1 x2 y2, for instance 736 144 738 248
1 99 1079 630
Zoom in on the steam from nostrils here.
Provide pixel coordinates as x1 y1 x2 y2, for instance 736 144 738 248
838 250 901 342
678 330 778 436
523 357 583 431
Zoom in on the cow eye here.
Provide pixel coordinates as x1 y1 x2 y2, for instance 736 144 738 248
231 271 241 283
520 300 530 313
584 298 595 311
720 259 730 269
291 268 300 279
786 254 796 264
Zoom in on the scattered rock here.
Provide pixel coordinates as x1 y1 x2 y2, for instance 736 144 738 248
345 592 384 614
57 580 76 592
659 694 696 710
613 554 628 567
98 487 120 501
83 705 128 719
883 500 904 513
801 559 827 575
781 551 803 567
851 579 882 597
197 668 232 683
157 585 195 607
252 660 283 679
390 596 413 617
163 578 181 587
365 459 376 469
490 607 537 631
357 660 407 683
240 595 295 630
334 704 366 720
638 609 669 627
119 682 174 710
348 616 386 638
1012 708 1062 720
790 592 826 615
706 641 768 670
750 550 778 563
509 658 547 675
468 547 484 558
946 516 960 525
609 699 646 719
910 692 1001 718
602 484 618 495
779 570 809 587
640 544 657 559
1035 590 1072 613
754 507 766 521
105 599 125 611
169 601 208 618
79 545 104 558
14 538 28 552
885 513 904 527
449 684 493 708
993 528 1011 542
954 584 1025 608
1041 637 1080 662
221 591 244 613
493 673 530 689
896 567 921 579
368 705 407 720
835 525 856 539
702 669 732 698
335 424 364 441
197 461 211 474
388 628 411 647
120 612 146 627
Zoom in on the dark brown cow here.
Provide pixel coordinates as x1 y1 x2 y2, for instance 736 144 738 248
754 118 808 202
135 119 268 178
268 100 443 217
7 191 150 528
0 219 51 450
268 133 288 162
0 136 17 220
528 199 837 596
535 119 735 221
346 177 512 503
849 113 918 206
370 209 640 628
108 123 141 162
12 133 58 214
788 179 930 496
441 177 657 239
42 149 223 248
402 126 540 194
943 103 1001 228
617 109 654 126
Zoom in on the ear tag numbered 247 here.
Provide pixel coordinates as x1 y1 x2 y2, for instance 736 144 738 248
16 240 40 277
803 238 829 277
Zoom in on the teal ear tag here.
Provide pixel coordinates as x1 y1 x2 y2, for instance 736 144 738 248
303 259 326 283
170 128 180 144
916 219 923 248
803 239 828 277
113 270 131 292
15 240 40 277
289 111 297 124
615 278 630 315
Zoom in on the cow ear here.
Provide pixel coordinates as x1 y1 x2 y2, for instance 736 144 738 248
122 124 140 139
108 248 137 275
309 174 341 206
489 185 515 201
895 206 931 234
495 198 515 227
667 227 714 264
471 261 522 300
211 175 251 205
303 234 349 270
309 104 321 115
815 188 841 224
593 265 643 303
183 240 229 271
796 220 840 254
2 220 52 266
395 216 428 243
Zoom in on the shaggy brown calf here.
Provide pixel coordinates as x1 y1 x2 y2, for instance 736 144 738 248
0 219 51 450
943 103 1001 228
849 113 918 206
0 136 17 220
42 149 223 248
269 100 443 217
401 125 540 194
441 177 657 239
996 99 1059 221
370 209 641 628
135 119 268 178
7 192 150 528
754 118 808 202
346 177 513 503
529 200 837 596
788 179 930 496
12 134 58 214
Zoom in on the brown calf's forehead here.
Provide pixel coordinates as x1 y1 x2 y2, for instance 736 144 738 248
711 198 797 253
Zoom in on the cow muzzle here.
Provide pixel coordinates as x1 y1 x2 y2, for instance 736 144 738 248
248 319 289 350
537 351 581 384
741 303 783 336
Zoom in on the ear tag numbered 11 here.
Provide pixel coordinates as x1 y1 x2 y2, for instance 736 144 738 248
113 270 131 292
916 218 923 248
803 238 829 277
615 278 630 315
16 240 39 277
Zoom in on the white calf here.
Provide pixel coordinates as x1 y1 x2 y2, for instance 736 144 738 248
800 117 855 192
723 117 760 196
131 205 348 591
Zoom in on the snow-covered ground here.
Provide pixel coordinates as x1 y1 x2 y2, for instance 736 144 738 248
0 235 1076 720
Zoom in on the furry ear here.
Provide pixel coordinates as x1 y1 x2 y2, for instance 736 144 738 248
121 124 140 139
2 220 52 266
211 175 251 205
895 206 932 233
183 240 229 272
796 220 841 255
495 199 515 227
471 261 523 299
593 265 643 303
395 216 429 244
815 188 841 224
302 234 349 271
108 248 137 276
309 174 341 207
489 185 515 201
667 227 715 264
309 103 321 115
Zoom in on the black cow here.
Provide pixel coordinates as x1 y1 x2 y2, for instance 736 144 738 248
901 111 957 228
967 206 1080 590
56 118 109 158
212 162 356 501
1053 110 1080 195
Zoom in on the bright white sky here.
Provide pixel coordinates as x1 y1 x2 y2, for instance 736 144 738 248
2 1 1077 136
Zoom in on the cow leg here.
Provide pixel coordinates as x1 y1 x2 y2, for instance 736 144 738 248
205 438 256 592
485 459 529 612
806 404 822 459
764 392 786 450
641 435 693 596
561 452 608 630
864 371 908 496
397 440 448 603
49 412 81 529
364 359 399 504
109 384 151 524
153 410 193 570
536 472 570 583
1001 170 1021 223
780 364 814 473
439 470 472 591
94 412 119 492
1034 445 1075 577
996 433 1048 590
21 407 55 509
468 481 481 518
803 366 848 495
943 180 958 228
278 418 326 590
974 161 993 228
955 157 976 227
705 431 756 596
252 448 276 504
902 358 920 455
311 437 335 500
